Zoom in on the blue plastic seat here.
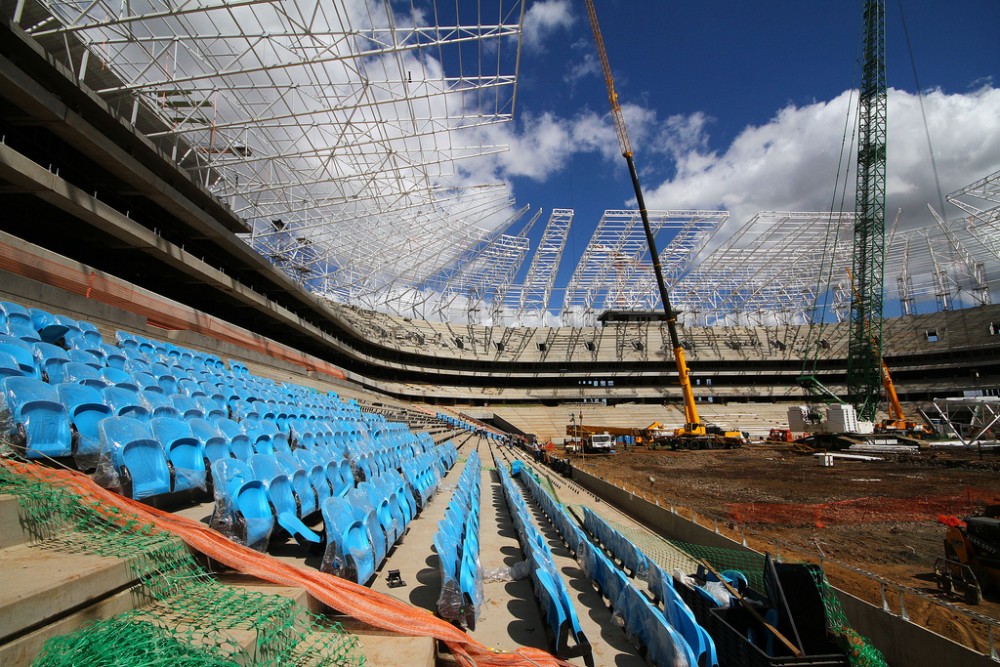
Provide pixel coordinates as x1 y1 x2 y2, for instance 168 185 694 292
1 302 40 342
189 417 232 464
97 416 172 500
274 451 319 518
78 321 104 348
217 418 254 460
0 342 38 379
210 458 274 551
249 453 321 546
64 361 106 387
29 308 70 344
98 366 137 391
0 351 24 378
150 417 207 492
31 342 70 383
320 496 376 585
170 395 204 420
1 376 73 459
139 389 179 419
56 382 112 463
102 385 150 420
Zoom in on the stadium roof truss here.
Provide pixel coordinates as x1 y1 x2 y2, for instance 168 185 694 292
16 0 527 305
560 209 727 324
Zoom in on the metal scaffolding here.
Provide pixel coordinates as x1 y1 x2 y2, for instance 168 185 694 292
560 209 726 325
514 208 574 326
16 0 528 309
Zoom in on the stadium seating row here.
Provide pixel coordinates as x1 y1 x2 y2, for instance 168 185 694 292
434 451 482 628
579 507 717 667
1 297 465 582
321 442 457 584
516 462 715 667
495 457 593 667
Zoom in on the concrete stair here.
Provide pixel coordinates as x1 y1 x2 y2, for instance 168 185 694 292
0 489 436 667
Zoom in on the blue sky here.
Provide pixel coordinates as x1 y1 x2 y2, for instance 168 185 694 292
481 0 1000 291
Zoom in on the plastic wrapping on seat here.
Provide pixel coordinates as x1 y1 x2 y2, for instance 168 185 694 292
321 496 376 585
150 417 207 492
1 376 73 459
56 382 112 470
95 416 171 500
209 458 274 551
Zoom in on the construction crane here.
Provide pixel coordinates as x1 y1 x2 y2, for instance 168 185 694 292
798 0 886 432
584 0 742 449
846 0 888 422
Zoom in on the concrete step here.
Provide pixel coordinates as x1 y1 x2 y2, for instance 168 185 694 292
0 494 25 549
0 584 138 667
0 541 137 646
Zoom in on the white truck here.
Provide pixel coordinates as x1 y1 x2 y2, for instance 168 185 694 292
586 432 615 454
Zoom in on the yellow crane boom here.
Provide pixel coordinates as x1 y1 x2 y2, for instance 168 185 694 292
584 0 703 436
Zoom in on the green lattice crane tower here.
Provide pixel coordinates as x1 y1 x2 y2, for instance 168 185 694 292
847 0 887 422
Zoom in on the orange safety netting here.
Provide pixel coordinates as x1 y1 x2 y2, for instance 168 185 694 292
728 488 999 529
2 460 570 667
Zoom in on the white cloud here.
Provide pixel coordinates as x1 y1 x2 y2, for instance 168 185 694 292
642 86 1000 228
522 0 575 51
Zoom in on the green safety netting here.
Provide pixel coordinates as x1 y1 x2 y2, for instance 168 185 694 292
0 463 364 667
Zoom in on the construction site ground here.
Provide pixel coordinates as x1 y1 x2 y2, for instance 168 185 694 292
570 443 1000 654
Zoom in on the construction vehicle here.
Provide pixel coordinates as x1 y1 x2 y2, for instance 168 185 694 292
935 508 1000 605
584 0 743 450
767 428 795 443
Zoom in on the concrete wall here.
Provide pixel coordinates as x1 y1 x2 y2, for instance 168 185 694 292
570 466 995 667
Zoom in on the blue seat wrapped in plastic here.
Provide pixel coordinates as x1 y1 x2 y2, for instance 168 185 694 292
293 449 333 506
31 342 71 383
56 382 112 465
274 451 319 518
321 496 376 585
217 418 254 461
64 361 106 387
1 376 73 459
209 458 274 552
249 453 321 546
647 564 717 667
96 416 172 500
0 350 23 378
78 321 104 348
0 342 38 379
170 395 204 420
100 366 138 391
356 481 398 548
1 301 40 342
29 308 70 344
102 385 150 420
533 567 594 667
140 389 180 419
150 417 207 492
344 486 386 568
619 582 698 667
189 417 232 464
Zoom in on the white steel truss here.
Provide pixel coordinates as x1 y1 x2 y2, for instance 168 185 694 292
561 210 726 325
514 208 573 326
15 0 527 310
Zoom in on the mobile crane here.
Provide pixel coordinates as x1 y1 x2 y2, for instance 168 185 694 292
585 0 742 449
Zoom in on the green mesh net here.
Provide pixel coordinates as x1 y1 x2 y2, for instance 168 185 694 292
0 464 364 667
811 568 889 667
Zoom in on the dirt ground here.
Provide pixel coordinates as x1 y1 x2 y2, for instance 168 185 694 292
571 444 1000 653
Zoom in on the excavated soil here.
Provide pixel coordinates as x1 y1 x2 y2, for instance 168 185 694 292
573 444 1000 653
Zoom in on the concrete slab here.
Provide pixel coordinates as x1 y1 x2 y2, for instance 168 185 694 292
0 541 136 643
0 585 140 667
0 494 25 549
